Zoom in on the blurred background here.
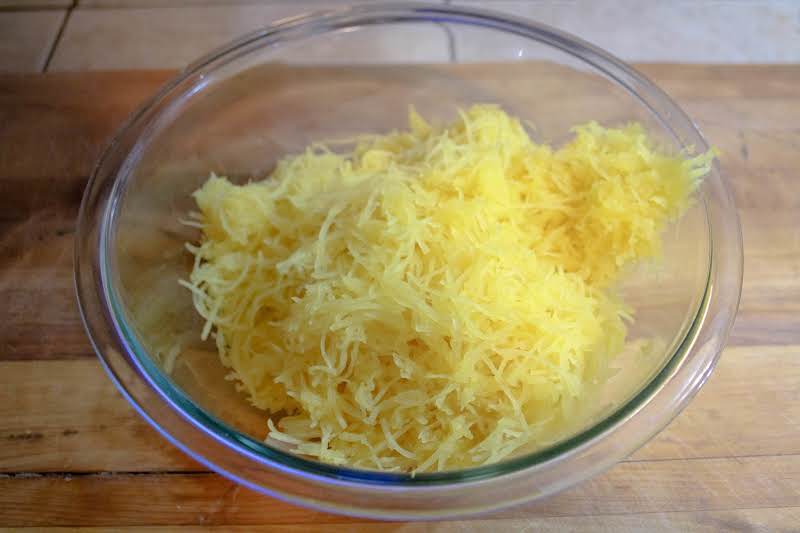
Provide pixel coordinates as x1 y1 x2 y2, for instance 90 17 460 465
1 0 798 73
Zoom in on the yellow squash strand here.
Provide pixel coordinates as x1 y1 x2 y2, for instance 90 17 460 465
184 105 713 472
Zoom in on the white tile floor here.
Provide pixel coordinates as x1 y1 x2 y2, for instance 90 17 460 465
0 10 65 72
49 3 451 70
1 0 799 72
453 0 800 64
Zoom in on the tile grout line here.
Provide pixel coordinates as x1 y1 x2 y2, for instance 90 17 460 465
42 1 76 73
441 0 457 63
442 22 457 64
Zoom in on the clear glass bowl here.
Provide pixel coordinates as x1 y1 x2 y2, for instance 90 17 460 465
75 3 742 519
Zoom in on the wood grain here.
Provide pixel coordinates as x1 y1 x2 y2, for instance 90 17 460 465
1 454 798 527
1 344 798 473
0 360 196 472
18 508 800 533
0 65 798 529
0 71 172 361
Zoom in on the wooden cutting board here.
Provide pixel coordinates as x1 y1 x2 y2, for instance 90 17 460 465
0 65 798 531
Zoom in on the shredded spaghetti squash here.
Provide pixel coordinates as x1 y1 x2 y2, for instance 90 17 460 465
182 105 713 472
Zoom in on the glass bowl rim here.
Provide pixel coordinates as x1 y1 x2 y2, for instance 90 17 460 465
76 1 739 490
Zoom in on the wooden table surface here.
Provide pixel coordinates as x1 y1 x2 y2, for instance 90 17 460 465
1 65 798 531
